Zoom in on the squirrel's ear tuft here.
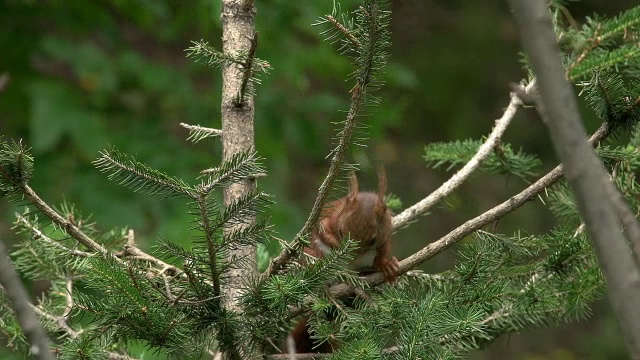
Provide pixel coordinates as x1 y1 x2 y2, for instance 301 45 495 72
347 172 359 203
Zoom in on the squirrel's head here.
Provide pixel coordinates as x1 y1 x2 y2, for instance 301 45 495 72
337 172 389 251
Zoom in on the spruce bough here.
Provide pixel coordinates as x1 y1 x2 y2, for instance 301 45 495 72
1 1 640 359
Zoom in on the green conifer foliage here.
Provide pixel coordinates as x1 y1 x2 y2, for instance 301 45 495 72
0 1 640 359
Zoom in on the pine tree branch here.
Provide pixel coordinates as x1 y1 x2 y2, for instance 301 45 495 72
0 238 55 360
267 1 391 277
19 187 184 279
510 0 640 355
20 186 182 279
30 292 82 339
199 151 265 195
393 79 536 229
15 214 93 258
30 295 137 360
566 23 601 78
328 121 611 296
439 224 587 348
197 196 221 298
515 74 640 259
325 14 360 49
265 80 365 278
21 184 107 255
116 229 183 277
94 148 195 198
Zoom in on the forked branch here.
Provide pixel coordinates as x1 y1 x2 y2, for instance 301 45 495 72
329 122 611 296
393 79 537 229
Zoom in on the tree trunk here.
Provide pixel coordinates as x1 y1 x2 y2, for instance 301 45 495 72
220 0 257 312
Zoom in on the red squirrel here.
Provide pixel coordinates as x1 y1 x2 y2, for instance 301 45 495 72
306 170 399 282
291 170 399 354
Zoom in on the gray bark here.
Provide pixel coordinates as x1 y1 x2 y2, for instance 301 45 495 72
510 0 640 357
0 238 55 360
221 0 257 311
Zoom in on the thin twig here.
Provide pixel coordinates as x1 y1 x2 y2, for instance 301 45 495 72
21 185 107 254
0 237 56 360
31 304 82 339
179 123 222 135
325 15 360 49
235 32 259 106
62 277 73 319
392 80 536 230
403 271 457 282
117 229 183 277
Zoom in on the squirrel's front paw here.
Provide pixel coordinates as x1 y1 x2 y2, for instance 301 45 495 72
381 256 399 283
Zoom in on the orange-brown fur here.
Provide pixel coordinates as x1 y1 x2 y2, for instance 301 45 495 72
292 170 399 353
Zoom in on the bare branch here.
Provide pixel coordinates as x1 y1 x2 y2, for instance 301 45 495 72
116 229 182 277
393 80 536 229
510 0 640 355
62 277 73 319
0 237 56 360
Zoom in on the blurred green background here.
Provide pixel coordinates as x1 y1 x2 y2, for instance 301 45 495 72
0 0 635 358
